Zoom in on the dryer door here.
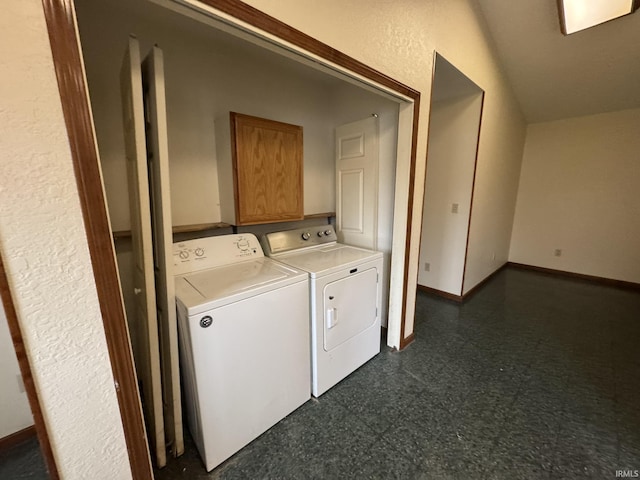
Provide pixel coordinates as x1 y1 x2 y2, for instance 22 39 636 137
323 267 378 351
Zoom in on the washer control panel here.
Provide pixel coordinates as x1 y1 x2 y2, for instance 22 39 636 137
262 225 338 255
173 234 263 275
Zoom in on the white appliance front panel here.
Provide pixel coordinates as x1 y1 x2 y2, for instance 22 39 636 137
310 256 382 397
323 267 378 351
178 280 310 472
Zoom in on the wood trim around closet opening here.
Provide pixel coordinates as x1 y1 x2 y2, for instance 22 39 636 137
40 1 153 479
196 0 418 99
399 99 421 350
0 256 59 479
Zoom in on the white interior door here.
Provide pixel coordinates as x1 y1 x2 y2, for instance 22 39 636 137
336 116 379 250
142 45 184 458
120 35 166 468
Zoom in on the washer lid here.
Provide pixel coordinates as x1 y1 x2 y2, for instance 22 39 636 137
275 244 382 277
175 258 306 314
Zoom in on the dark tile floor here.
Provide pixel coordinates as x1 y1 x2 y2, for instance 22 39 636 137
155 267 640 479
1 268 638 479
0 435 48 479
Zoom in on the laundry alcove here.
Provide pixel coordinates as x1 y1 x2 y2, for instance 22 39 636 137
73 0 408 468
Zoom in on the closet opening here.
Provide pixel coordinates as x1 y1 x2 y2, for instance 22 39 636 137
41 0 421 476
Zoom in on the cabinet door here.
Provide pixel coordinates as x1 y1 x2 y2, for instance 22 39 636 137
231 113 303 225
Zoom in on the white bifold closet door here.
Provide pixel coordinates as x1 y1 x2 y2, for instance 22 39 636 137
120 36 183 467
120 35 166 468
141 45 183 458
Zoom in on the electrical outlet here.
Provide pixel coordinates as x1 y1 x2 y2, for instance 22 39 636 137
424 262 430 272
16 374 25 393
554 249 562 257
491 252 496 261
451 203 459 214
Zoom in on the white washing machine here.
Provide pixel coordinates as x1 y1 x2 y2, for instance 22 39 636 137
262 226 383 397
173 234 310 472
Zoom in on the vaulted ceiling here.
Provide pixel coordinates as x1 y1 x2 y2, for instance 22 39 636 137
475 0 640 123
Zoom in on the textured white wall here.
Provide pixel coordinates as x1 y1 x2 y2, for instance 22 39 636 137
242 0 527 315
418 93 483 295
0 2 131 479
0 303 34 439
510 108 640 283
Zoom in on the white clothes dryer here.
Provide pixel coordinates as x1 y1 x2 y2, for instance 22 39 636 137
173 234 310 472
262 226 383 397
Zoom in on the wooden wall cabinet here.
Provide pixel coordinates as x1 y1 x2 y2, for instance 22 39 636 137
217 112 304 225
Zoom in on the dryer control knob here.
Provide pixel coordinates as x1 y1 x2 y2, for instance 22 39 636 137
317 231 324 237
301 232 311 240
324 230 332 236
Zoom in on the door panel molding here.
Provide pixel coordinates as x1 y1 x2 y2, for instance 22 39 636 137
337 169 365 233
338 134 365 159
